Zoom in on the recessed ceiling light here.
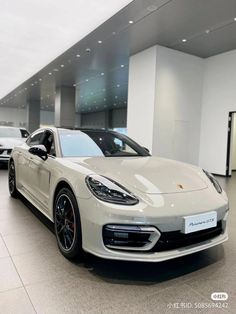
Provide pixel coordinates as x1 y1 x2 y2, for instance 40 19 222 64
53 68 59 72
91 92 94 95
98 40 102 44
114 103 117 106
76 54 80 58
86 79 89 82
182 38 187 42
129 20 134 24
48 72 52 75
112 31 116 35
25 87 27 90
31 84 34 86
86 48 91 53
117 84 120 88
73 84 76 87
121 64 125 68
234 17 236 21
115 96 118 99
39 78 42 81
104 98 106 101
60 64 64 68
205 29 210 34
101 72 104 76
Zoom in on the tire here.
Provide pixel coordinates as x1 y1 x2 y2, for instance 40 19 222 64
8 160 19 198
54 187 84 260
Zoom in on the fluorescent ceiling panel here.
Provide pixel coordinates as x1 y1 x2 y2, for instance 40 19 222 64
0 0 133 99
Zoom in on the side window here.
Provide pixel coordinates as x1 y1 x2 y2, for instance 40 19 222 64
26 132 44 147
42 131 56 156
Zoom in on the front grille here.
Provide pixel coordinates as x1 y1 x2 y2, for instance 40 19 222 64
152 220 223 252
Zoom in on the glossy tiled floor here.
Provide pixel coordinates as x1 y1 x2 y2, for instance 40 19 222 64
0 167 235 314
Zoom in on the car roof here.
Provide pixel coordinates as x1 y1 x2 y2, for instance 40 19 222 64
32 127 119 136
56 127 115 133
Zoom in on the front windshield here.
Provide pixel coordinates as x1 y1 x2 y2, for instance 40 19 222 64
0 127 21 138
59 129 149 158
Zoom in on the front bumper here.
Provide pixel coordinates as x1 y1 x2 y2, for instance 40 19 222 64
78 188 229 262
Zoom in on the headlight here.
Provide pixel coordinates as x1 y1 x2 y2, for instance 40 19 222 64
86 175 139 205
203 170 222 194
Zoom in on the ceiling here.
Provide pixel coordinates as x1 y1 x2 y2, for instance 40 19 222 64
1 0 236 114
0 0 133 99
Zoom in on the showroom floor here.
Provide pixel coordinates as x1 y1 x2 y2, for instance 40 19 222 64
0 167 235 314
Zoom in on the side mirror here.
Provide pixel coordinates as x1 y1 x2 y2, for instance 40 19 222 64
29 145 48 161
143 147 150 153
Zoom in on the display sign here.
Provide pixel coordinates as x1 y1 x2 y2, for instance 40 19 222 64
183 211 217 234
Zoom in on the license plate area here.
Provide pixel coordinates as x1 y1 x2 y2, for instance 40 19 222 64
183 211 217 234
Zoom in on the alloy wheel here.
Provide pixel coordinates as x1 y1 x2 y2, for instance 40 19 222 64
55 194 76 251
9 162 15 195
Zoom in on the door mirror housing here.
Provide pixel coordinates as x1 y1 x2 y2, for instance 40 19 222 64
143 147 150 153
29 145 48 161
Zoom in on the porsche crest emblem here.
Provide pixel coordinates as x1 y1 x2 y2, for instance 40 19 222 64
177 184 184 189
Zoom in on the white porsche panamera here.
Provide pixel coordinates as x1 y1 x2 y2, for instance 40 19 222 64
8 127 229 262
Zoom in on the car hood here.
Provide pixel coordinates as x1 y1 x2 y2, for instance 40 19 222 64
69 156 208 194
0 137 25 149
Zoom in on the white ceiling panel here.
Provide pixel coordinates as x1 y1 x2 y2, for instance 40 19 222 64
0 0 133 98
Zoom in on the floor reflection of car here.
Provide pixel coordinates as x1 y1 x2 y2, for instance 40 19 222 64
9 127 229 262
0 126 29 164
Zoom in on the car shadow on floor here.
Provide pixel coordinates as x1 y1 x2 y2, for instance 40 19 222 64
18 188 225 286
0 163 8 170
81 245 225 285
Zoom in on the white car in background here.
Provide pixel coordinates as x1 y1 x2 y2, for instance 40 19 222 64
0 126 29 164
8 127 229 262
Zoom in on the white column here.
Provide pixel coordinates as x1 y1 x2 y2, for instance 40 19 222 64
55 86 75 128
127 45 204 165
127 46 157 153
27 100 40 133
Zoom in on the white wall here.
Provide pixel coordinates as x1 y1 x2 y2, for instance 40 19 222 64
232 113 236 171
127 45 204 165
154 46 204 165
199 50 236 175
